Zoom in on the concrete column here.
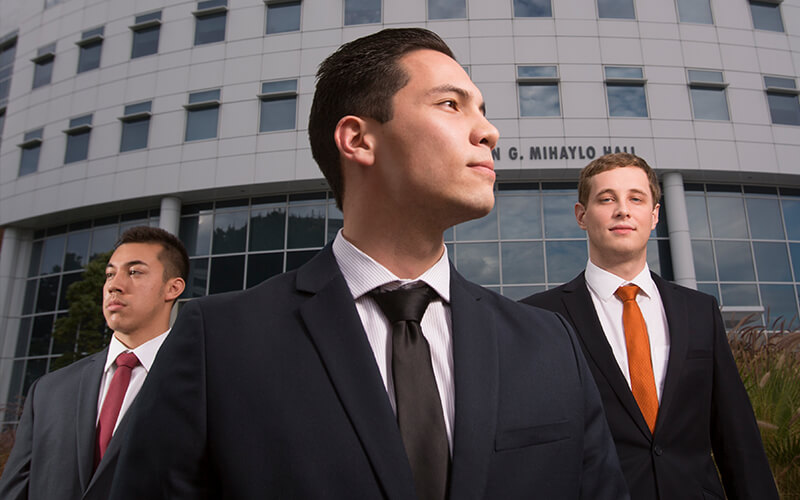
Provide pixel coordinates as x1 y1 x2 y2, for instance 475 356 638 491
0 228 31 409
662 172 697 289
159 196 181 236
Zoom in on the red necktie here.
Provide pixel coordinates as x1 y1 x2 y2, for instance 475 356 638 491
95 351 139 467
615 285 659 433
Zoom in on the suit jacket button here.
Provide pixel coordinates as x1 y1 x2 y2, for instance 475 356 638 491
653 445 663 456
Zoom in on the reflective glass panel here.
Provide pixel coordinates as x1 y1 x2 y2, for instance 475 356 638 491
513 0 551 16
29 314 54 356
545 240 587 284
498 194 542 239
195 11 227 45
64 231 90 271
715 241 755 281
766 92 800 126
677 0 712 23
183 258 209 297
753 242 792 282
750 1 783 32
598 0 635 19
502 285 544 300
287 205 325 248
15 318 31 358
686 194 710 237
65 130 90 163
249 204 286 251
247 253 284 287
36 276 59 313
519 83 560 117
267 1 301 33
132 25 160 58
697 283 719 302
185 107 219 141
690 87 729 120
746 197 784 239
345 0 381 24
428 0 466 19
260 96 296 132
455 243 499 285
760 284 798 324
90 226 118 261
544 196 585 238
209 255 244 294
286 250 318 271
327 203 343 242
59 272 83 310
707 195 748 238
607 84 647 117
32 59 53 89
783 198 800 240
22 280 36 315
456 207 497 241
40 236 66 274
212 211 248 254
720 283 759 307
692 240 717 281
120 118 150 152
77 42 101 73
180 214 213 256
502 241 544 284
19 145 41 176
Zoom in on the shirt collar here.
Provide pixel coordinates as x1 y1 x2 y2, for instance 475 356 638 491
104 329 171 374
332 229 451 303
585 260 657 302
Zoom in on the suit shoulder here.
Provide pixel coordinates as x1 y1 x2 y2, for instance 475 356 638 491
188 269 301 312
27 350 103 392
460 279 570 330
653 274 717 305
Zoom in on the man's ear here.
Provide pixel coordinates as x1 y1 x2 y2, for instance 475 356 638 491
575 202 588 230
334 115 376 167
651 203 660 230
165 277 185 302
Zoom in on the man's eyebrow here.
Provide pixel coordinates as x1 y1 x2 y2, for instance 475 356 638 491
429 84 487 115
106 260 149 269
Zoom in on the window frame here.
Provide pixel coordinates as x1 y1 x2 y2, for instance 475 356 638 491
75 27 104 74
17 128 44 177
193 0 229 45
264 0 302 34
258 79 298 133
31 43 55 89
516 65 561 117
749 0 784 32
687 69 730 121
604 66 648 118
130 11 162 59
63 114 93 164
119 101 153 152
184 89 222 141
764 75 800 126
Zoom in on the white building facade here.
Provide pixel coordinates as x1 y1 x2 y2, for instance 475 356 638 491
0 0 799 418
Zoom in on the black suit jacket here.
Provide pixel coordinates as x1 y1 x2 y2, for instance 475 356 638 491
0 348 127 500
522 272 778 500
109 245 627 499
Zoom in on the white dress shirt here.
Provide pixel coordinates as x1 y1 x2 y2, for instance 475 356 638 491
332 230 455 452
96 329 170 434
584 261 670 400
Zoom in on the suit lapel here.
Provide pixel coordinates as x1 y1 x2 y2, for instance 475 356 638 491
447 270 498 500
297 246 416 500
651 274 688 434
75 349 106 491
560 275 652 438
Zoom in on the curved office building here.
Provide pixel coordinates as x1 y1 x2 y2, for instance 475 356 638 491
0 0 799 416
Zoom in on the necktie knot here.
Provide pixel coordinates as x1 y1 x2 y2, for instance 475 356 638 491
369 284 437 324
115 351 140 370
615 284 640 303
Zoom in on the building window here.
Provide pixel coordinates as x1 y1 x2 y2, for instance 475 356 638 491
119 101 152 152
688 70 729 121
428 0 466 19
598 0 635 19
517 66 560 117
259 80 297 132
76 27 103 73
513 0 551 17
185 89 221 141
45 0 66 8
0 34 17 109
344 0 381 25
64 114 92 163
31 43 55 89
194 0 228 45
764 76 800 126
130 11 162 58
605 66 647 117
676 0 712 24
0 108 5 150
265 0 301 34
18 128 43 177
749 1 784 32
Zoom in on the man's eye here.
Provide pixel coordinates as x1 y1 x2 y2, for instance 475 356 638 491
441 99 457 109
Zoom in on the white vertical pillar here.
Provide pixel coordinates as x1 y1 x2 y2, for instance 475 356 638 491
0 228 32 409
159 196 181 236
663 172 697 289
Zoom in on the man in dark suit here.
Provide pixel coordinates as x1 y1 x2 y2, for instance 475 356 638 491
0 226 187 500
108 28 627 499
522 153 778 499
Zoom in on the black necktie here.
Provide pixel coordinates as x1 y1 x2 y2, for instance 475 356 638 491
370 284 450 500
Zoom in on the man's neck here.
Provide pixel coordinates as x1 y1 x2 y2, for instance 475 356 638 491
589 255 647 282
114 323 170 350
340 226 444 280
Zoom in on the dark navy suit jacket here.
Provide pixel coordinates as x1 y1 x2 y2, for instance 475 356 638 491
109 244 627 499
0 348 127 500
522 272 778 499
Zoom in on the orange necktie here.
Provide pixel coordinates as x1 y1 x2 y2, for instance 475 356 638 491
615 285 659 433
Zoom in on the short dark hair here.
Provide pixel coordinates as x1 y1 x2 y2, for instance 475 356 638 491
115 226 189 282
578 153 661 207
308 28 455 209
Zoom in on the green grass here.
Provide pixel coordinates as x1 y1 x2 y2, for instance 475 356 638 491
729 315 800 499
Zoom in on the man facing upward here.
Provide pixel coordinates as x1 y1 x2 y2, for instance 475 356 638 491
0 226 188 500
109 28 626 499
522 153 778 499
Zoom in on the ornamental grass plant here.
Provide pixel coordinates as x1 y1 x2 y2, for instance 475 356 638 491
729 315 800 499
